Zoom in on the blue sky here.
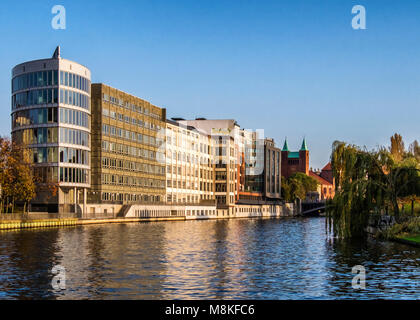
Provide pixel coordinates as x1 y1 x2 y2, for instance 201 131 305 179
1 0 419 169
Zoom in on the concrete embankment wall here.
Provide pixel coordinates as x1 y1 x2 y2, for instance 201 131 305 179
0 203 296 231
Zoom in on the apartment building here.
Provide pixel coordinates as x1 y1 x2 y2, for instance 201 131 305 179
165 119 214 204
177 119 241 210
89 83 166 204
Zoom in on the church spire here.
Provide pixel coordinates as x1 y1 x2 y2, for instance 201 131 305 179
300 137 308 151
282 138 289 152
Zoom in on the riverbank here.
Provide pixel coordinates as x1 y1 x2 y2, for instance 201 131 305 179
0 206 296 231
393 234 420 247
374 216 420 248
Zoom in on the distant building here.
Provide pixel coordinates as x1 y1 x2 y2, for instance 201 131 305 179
281 138 334 200
309 163 335 200
281 138 309 179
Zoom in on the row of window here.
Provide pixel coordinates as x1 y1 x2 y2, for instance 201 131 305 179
59 147 89 165
33 166 58 184
12 107 58 128
166 149 212 164
59 71 90 93
59 128 89 147
59 167 89 184
102 124 164 147
101 174 165 188
167 180 200 190
166 194 205 204
101 157 165 175
101 193 162 203
12 88 58 109
24 146 88 165
101 141 165 162
59 108 90 128
59 89 90 110
30 147 58 163
12 70 59 93
102 94 161 120
13 127 58 145
102 109 162 131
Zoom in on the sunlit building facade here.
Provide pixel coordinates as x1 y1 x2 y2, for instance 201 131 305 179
165 119 215 204
89 83 166 205
11 47 91 212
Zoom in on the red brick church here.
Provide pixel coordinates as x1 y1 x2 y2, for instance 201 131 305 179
281 138 335 200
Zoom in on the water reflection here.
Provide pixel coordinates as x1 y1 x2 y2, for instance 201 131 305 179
0 218 418 299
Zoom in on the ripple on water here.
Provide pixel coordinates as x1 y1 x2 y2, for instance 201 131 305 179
0 218 418 299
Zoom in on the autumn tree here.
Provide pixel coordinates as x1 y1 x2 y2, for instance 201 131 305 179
409 140 420 162
0 137 36 214
390 133 405 162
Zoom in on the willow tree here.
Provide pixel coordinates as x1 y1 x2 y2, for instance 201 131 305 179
328 140 420 238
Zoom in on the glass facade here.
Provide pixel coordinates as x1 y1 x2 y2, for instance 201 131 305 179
59 127 89 147
59 108 89 128
59 89 89 110
59 71 90 93
12 88 59 109
12 70 58 92
12 107 58 128
12 60 91 189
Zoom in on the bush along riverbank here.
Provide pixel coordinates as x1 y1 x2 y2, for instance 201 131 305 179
376 216 420 247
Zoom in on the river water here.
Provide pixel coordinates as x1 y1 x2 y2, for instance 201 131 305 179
0 217 418 299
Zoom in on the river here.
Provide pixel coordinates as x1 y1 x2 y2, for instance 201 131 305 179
0 217 418 299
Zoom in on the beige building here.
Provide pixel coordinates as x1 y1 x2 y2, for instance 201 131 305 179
177 119 240 210
89 83 166 205
165 119 214 204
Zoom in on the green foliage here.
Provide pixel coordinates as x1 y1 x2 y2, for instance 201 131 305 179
328 136 420 239
377 217 420 240
281 172 319 202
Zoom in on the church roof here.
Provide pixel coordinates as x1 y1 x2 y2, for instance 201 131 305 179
322 162 332 171
309 171 333 186
282 139 289 152
288 152 300 159
300 138 308 151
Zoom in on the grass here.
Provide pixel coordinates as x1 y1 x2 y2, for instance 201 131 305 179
401 234 420 244
377 216 420 242
401 202 420 216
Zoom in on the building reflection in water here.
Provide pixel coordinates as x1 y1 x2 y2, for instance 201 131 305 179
0 218 418 299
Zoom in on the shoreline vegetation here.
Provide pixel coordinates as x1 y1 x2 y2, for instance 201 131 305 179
326 133 419 244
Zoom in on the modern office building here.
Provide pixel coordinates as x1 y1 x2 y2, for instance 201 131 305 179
177 119 240 210
11 47 91 212
237 134 281 203
165 119 215 204
89 83 166 205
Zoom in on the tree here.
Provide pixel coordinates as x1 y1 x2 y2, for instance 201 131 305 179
282 173 319 202
0 137 36 214
390 133 405 162
328 140 420 238
409 140 420 161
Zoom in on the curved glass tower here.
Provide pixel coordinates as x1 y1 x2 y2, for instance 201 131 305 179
11 47 91 213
